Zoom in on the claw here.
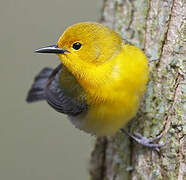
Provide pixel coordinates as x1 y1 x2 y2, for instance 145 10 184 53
121 129 164 152
134 131 144 138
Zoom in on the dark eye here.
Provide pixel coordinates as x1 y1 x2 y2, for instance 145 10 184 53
72 42 82 50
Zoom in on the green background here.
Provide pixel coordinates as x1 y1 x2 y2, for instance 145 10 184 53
0 0 100 179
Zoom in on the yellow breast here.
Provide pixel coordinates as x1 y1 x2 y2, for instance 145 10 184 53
77 44 149 136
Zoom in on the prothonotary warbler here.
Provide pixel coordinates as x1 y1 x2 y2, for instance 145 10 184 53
27 22 163 150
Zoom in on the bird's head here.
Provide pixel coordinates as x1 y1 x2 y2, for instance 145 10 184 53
35 22 122 83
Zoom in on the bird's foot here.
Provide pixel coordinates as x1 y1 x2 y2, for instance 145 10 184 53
121 129 164 152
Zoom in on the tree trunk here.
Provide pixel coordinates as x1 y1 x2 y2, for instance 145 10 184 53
89 0 185 179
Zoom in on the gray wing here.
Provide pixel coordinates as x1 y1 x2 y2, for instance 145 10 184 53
26 64 88 116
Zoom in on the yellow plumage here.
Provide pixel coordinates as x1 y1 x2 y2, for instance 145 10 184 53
56 22 149 136
27 22 149 137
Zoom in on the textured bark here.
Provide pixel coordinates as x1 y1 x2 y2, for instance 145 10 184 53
89 0 186 179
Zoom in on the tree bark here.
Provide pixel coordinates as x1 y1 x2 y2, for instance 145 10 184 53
89 0 186 179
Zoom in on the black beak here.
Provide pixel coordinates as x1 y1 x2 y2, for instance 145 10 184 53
35 44 69 54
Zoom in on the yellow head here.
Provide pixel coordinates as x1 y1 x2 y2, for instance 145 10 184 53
55 22 122 82
35 22 122 86
57 22 122 64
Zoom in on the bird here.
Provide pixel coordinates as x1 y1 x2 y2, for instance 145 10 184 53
26 22 163 150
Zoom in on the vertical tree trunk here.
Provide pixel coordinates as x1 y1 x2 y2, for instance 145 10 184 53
89 0 185 179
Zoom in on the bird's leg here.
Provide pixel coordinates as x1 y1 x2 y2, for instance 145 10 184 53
120 129 164 152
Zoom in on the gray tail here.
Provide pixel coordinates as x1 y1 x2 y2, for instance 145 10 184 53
26 68 53 103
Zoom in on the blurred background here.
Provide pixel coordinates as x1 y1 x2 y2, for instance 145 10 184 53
0 0 101 179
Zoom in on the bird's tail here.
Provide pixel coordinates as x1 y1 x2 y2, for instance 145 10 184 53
26 68 53 103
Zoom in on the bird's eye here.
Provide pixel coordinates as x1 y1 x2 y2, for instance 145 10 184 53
72 42 82 50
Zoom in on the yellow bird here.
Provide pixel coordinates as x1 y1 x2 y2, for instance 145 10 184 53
27 22 162 149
